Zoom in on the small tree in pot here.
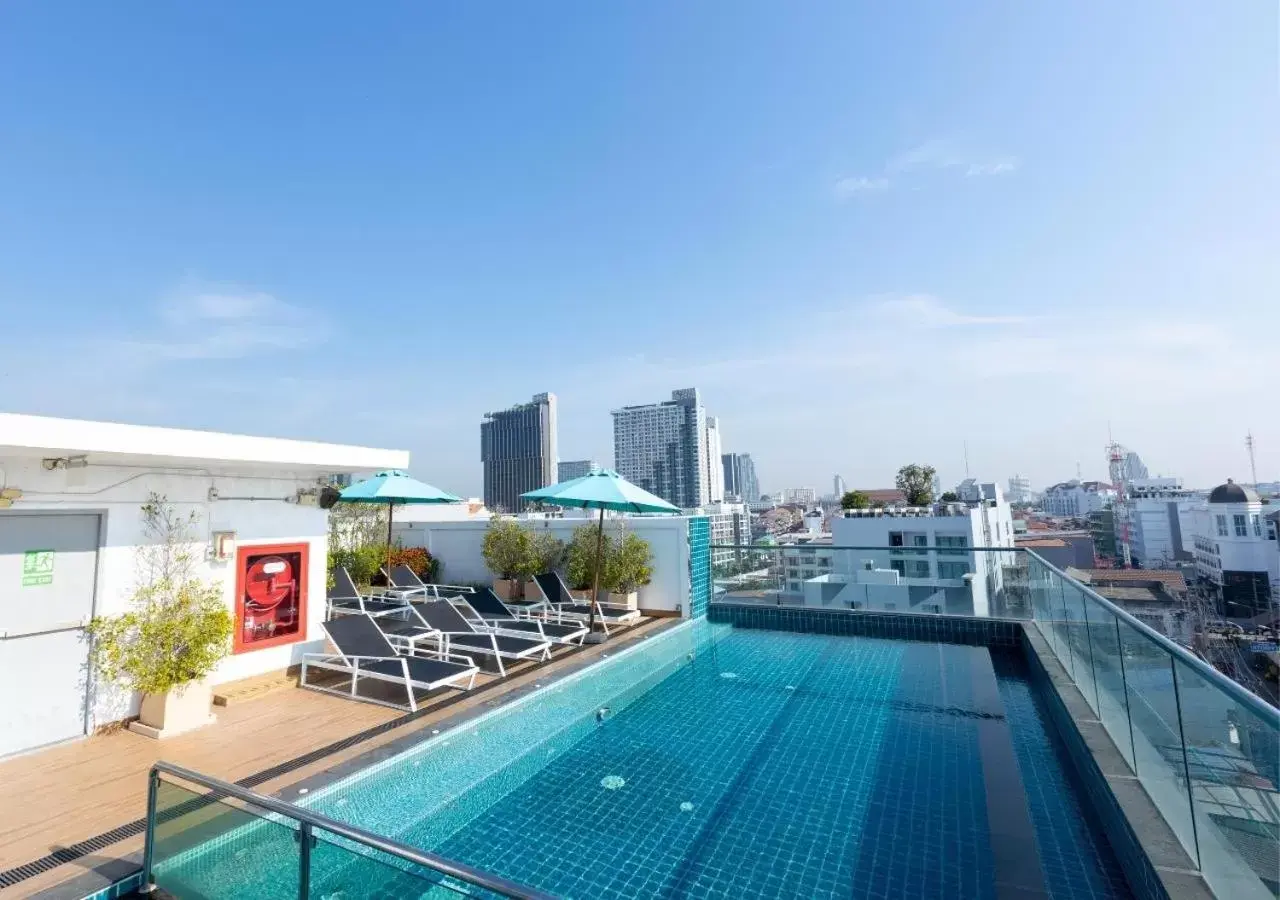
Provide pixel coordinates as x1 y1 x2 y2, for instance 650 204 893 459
601 529 652 610
482 517 535 599
87 494 232 739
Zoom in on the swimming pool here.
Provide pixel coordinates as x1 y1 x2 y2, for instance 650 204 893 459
155 619 1134 898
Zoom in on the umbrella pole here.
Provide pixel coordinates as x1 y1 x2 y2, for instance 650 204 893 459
588 506 605 634
386 503 395 575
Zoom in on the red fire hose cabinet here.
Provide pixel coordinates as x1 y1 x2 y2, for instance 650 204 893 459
233 543 309 654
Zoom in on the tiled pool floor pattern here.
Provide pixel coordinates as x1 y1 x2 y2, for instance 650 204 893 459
416 631 1132 899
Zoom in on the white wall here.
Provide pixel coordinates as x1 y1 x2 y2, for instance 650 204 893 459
395 515 694 614
1 456 335 726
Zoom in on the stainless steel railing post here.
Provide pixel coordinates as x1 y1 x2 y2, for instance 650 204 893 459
299 821 313 900
139 767 160 895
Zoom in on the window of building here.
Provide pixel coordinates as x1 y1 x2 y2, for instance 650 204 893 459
912 534 928 547
1216 514 1228 537
889 532 904 547
938 561 970 579
937 535 968 555
1252 514 1261 537
890 560 906 576
905 560 931 579
1234 514 1248 537
788 581 800 592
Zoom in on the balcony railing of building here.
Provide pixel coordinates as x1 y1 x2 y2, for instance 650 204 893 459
708 544 1280 900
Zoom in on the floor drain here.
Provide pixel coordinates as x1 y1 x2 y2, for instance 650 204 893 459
720 672 738 679
784 685 796 691
680 801 694 812
600 775 626 790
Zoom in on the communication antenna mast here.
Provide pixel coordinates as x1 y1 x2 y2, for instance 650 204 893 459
1246 431 1258 486
1106 437 1131 567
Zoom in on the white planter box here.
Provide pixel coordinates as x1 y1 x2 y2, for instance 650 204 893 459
604 590 639 610
128 680 217 739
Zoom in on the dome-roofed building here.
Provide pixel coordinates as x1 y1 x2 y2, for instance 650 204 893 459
1208 478 1261 505
1192 478 1276 619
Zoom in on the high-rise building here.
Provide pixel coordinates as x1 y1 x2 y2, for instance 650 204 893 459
612 388 709 508
1007 474 1033 504
706 418 725 503
723 452 760 503
1114 477 1197 568
481 392 557 513
785 487 817 506
833 474 847 499
557 459 599 481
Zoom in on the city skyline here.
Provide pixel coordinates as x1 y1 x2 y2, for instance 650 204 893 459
1 3 1273 496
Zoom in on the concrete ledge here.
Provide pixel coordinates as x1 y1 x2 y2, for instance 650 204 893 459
1020 624 1214 900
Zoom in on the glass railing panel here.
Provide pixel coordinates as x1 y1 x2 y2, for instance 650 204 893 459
309 826 482 898
1081 595 1137 770
150 778 301 897
1060 576 1099 715
1117 621 1199 862
1173 658 1280 900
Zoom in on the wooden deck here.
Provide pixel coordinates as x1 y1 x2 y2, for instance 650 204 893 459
0 618 669 898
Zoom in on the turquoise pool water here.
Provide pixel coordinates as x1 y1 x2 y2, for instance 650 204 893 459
155 620 1133 898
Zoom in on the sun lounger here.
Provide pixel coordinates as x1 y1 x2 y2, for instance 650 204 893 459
532 572 641 635
383 565 480 601
327 567 413 619
461 587 589 646
408 598 551 677
301 614 477 711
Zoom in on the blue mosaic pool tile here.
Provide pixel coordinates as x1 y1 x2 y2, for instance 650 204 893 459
709 601 1024 646
687 517 711 619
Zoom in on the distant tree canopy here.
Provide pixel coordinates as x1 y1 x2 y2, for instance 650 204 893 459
840 490 871 510
939 491 960 503
896 464 937 506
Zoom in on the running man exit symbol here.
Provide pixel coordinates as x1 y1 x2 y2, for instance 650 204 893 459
22 549 54 587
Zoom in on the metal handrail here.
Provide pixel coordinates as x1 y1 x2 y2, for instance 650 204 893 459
142 761 556 900
1024 550 1280 726
708 543 1019 552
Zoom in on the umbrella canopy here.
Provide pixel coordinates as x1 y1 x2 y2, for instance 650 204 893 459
521 469 680 514
522 471 678 638
338 471 461 572
338 470 462 505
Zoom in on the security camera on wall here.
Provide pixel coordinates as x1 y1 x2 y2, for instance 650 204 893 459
318 486 342 510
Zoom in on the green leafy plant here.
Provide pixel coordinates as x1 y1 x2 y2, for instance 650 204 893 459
388 546 441 582
895 463 937 506
482 517 535 595
603 530 652 595
529 529 565 576
939 491 960 503
840 490 870 510
564 523 604 590
86 494 232 696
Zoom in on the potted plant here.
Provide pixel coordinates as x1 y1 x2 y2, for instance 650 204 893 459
482 517 534 599
527 529 565 598
564 523 605 599
87 495 233 739
602 530 652 610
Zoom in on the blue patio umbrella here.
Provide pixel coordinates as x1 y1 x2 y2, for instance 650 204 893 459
522 470 679 635
339 470 462 570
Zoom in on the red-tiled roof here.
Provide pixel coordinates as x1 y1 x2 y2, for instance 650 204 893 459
1016 538 1068 548
856 488 906 504
1067 567 1187 593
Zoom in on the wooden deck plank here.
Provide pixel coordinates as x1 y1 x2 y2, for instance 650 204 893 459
0 618 667 898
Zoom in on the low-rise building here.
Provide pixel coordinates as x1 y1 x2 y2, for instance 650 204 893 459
1190 480 1278 619
1114 477 1197 568
1041 480 1117 518
787 481 1017 616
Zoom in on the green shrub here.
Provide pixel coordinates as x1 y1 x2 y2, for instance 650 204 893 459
604 531 653 594
564 524 604 590
86 494 232 696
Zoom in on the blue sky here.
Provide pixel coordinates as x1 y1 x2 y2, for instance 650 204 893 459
2 1 1276 494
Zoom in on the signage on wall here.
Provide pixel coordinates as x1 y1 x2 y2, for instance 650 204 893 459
22 549 55 587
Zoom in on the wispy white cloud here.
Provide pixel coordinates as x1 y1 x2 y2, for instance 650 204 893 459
873 294 1034 327
146 285 328 360
835 138 1019 198
833 175 890 198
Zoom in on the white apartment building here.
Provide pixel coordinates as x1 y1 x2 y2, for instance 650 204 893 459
1114 477 1198 569
612 388 709 509
784 487 817 505
779 534 835 593
705 417 725 503
1190 480 1278 619
789 482 1017 616
687 500 751 570
1041 480 1117 518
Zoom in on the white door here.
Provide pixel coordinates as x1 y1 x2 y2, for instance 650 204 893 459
0 513 101 757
